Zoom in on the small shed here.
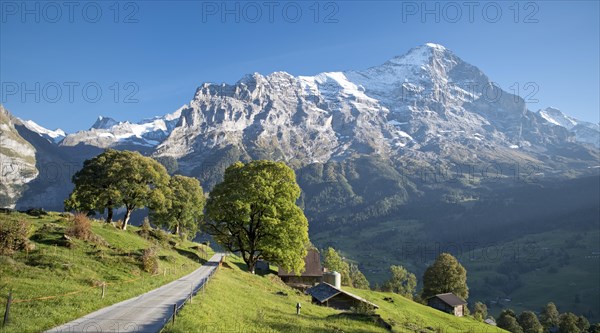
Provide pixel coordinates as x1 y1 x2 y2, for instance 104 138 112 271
484 318 497 326
307 282 379 311
426 293 467 317
278 249 323 288
256 259 270 272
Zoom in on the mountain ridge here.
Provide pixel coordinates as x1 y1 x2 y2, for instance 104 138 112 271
1 43 599 210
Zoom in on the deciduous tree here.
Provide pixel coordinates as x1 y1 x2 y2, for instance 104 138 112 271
205 161 309 273
577 315 590 333
559 313 581 333
539 302 560 332
497 309 524 333
472 302 488 322
518 311 543 333
323 247 352 286
66 149 170 230
65 149 122 223
151 175 205 238
421 253 468 300
382 265 417 298
349 263 370 289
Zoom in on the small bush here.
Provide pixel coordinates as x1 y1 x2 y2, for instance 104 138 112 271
59 212 74 219
24 208 47 217
266 274 288 288
65 213 92 241
0 218 31 256
139 218 152 239
0 255 17 268
141 247 159 274
150 229 170 245
179 232 188 242
159 255 177 263
351 302 377 316
26 252 64 270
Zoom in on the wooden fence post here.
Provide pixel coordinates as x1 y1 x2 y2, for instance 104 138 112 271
172 303 177 324
3 292 12 327
101 283 106 299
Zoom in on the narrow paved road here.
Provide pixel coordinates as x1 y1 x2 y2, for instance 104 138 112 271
47 253 225 333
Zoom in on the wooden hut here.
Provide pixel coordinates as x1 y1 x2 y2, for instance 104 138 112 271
306 282 379 311
426 293 467 317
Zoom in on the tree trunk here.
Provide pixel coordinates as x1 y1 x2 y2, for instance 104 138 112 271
240 251 256 274
106 207 113 223
247 257 257 274
122 208 133 230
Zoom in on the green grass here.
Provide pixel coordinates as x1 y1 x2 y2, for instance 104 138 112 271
0 211 213 333
165 256 506 333
313 219 600 322
461 228 600 319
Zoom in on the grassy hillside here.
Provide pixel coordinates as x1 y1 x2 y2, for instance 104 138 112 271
464 228 600 319
0 211 212 333
313 219 600 321
165 255 506 333
305 172 600 321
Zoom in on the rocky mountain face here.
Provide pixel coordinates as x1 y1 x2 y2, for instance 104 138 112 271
1 43 598 213
153 44 596 189
0 105 39 207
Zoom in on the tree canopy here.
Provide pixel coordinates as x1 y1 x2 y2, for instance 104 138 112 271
559 313 581 333
518 311 543 333
150 175 205 239
349 263 370 289
65 149 170 230
65 149 122 223
539 302 560 331
421 253 468 300
205 160 309 273
497 309 524 333
322 247 352 286
382 265 417 298
472 302 488 322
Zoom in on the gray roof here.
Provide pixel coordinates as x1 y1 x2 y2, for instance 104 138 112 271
429 293 467 307
306 283 379 308
484 318 497 326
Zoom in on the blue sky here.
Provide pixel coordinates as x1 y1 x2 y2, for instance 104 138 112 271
1 1 598 133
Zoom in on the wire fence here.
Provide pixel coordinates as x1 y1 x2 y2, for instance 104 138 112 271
169 257 222 327
9 276 142 304
2 254 225 329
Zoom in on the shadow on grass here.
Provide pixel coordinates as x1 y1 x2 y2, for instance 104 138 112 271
225 260 273 274
256 268 278 276
231 260 249 271
30 231 68 247
263 308 385 333
174 248 206 264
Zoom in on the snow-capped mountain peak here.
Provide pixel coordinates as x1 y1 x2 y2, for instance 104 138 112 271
90 116 119 130
61 109 183 149
538 107 599 147
21 119 66 143
424 42 446 50
538 107 578 130
155 43 598 170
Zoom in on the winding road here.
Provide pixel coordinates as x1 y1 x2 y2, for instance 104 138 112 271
47 253 225 333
